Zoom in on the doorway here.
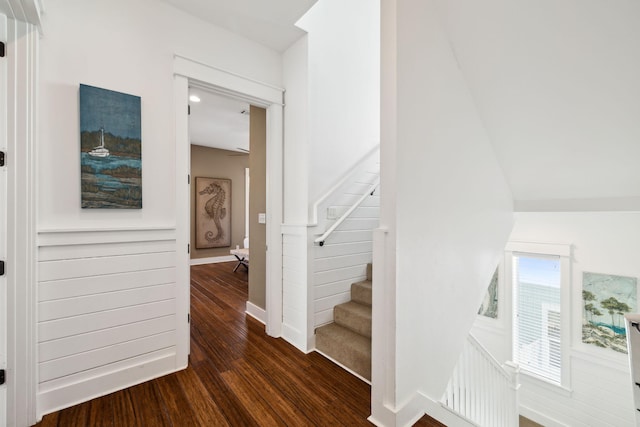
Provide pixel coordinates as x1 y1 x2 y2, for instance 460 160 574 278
174 56 284 365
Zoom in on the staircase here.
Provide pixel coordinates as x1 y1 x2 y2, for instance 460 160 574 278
315 264 372 381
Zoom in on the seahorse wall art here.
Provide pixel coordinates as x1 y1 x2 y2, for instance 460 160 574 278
195 177 231 249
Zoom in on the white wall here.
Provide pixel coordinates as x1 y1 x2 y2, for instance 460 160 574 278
296 0 380 204
282 35 309 225
38 0 282 230
474 212 640 427
36 0 283 416
375 0 514 422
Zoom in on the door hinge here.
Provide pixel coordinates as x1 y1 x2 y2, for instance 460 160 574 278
187 244 190 254
0 369 5 385
187 313 190 323
0 260 4 276
188 174 190 184
188 105 191 115
0 42 5 58
0 151 5 167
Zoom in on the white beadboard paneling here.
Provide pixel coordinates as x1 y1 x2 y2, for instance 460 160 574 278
39 284 176 321
315 279 354 300
315 265 367 286
315 253 373 273
332 193 380 207
39 331 176 382
315 309 333 326
36 229 180 418
39 299 176 342
39 252 176 282
315 292 351 313
38 349 176 414
39 268 176 302
330 218 378 231
39 240 176 261
320 230 373 245
39 315 175 362
37 228 176 247
281 227 312 352
311 174 378 328
314 241 372 259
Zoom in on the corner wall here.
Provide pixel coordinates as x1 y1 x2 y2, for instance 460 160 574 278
374 0 514 423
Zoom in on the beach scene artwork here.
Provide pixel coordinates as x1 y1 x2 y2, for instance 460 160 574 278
80 84 142 208
582 271 637 353
478 268 499 319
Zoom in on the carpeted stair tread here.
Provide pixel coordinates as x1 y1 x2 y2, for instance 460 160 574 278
316 323 371 380
334 301 372 338
351 280 372 306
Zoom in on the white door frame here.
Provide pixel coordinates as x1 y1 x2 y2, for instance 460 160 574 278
3 16 38 427
0 14 8 427
173 56 284 361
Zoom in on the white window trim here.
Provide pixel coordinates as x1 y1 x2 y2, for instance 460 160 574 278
506 241 572 389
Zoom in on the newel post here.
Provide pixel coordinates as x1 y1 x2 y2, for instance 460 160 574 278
503 361 521 426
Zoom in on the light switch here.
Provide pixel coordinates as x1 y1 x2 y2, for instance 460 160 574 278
258 213 266 224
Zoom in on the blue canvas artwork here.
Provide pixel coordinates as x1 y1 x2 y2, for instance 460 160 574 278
80 84 142 209
582 271 637 353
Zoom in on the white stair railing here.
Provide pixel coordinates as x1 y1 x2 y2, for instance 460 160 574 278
441 333 520 427
314 177 379 246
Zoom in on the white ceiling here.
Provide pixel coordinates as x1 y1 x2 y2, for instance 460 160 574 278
436 0 640 204
189 89 250 152
160 0 317 52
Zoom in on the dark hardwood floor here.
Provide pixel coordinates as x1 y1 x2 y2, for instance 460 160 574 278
35 262 443 426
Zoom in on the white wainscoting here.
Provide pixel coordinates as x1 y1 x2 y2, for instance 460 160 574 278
37 228 179 416
281 225 312 352
312 167 379 328
313 219 376 327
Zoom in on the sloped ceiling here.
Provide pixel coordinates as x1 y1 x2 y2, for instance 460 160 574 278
160 0 317 51
436 0 640 209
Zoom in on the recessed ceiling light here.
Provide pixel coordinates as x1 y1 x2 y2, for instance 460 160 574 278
189 95 201 103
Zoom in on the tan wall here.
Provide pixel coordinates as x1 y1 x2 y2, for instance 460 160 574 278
190 145 248 259
248 106 267 309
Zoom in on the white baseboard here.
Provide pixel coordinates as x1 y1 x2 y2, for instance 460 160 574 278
245 302 266 324
369 392 475 427
281 322 310 353
38 352 177 418
190 255 236 265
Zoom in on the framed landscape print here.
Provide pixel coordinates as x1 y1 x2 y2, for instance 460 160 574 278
582 271 637 353
80 84 142 208
195 177 231 249
478 267 499 319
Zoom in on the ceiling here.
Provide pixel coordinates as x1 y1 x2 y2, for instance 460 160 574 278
160 0 317 52
436 0 640 204
188 88 250 152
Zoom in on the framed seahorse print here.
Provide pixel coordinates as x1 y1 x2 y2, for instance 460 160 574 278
195 177 231 249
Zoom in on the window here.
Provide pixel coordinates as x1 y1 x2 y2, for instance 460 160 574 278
512 253 563 384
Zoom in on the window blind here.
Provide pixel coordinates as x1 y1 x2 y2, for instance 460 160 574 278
513 254 562 383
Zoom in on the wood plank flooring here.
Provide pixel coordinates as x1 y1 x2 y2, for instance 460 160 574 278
34 262 444 427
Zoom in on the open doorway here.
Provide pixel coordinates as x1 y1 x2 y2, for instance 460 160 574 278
188 89 268 322
174 57 284 365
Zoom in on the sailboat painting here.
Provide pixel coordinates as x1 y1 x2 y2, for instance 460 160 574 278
80 84 142 208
